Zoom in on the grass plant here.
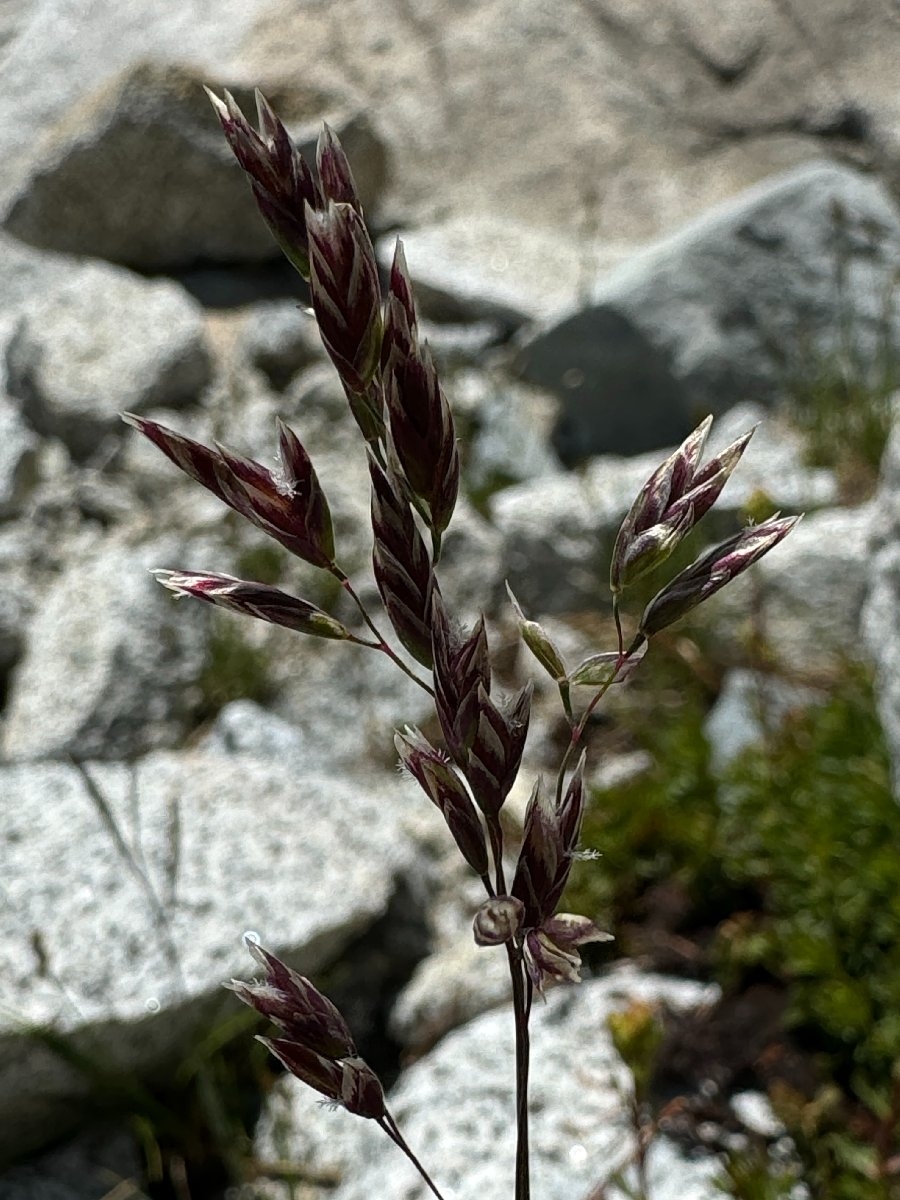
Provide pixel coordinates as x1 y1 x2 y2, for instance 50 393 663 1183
122 90 799 1198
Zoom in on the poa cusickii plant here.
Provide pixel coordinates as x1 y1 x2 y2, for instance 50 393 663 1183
125 89 799 1199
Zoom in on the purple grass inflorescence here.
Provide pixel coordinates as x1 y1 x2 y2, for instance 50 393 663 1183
127 89 800 1200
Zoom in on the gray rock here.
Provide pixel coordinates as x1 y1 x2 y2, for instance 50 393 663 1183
0 1 381 256
387 787 523 1057
390 933 512 1056
283 360 350 425
0 0 30 56
434 497 507 619
199 699 308 764
5 258 210 460
247 0 900 255
4 0 900 283
272 632 433 775
378 217 619 327
4 58 387 270
419 319 504 370
709 502 878 674
0 748 418 1161
0 516 42 681
254 970 721 1200
517 162 900 460
0 1125 140 1200
0 233 62 313
0 392 38 518
236 299 324 389
0 537 209 761
704 669 824 774
863 414 900 796
489 469 610 616
0 558 27 692
0 0 256 216
454 369 562 501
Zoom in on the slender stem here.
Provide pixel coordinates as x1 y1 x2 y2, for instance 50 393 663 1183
506 943 532 1200
612 593 625 659
552 638 643 809
632 1096 651 1200
487 815 507 897
430 525 443 566
332 569 434 696
379 1111 448 1200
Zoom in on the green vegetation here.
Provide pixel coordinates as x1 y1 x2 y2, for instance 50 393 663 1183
568 656 900 1198
785 358 895 501
781 201 898 500
235 542 288 586
716 670 898 1087
197 616 275 720
26 1004 269 1198
716 1145 799 1200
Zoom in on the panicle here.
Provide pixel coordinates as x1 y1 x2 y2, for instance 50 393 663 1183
511 755 585 929
466 682 533 817
316 122 365 213
430 592 491 767
369 457 440 668
639 514 800 638
205 87 321 279
153 570 353 640
122 414 336 570
499 761 613 992
382 241 459 543
395 727 489 878
306 200 384 430
522 915 612 991
229 941 356 1057
230 942 386 1120
611 416 756 592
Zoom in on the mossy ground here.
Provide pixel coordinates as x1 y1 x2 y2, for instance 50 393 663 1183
567 645 899 1199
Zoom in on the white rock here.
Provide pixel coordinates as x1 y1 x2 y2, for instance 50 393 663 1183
5 258 210 460
1 537 209 761
0 749 418 1160
730 1090 785 1139
710 502 878 674
254 969 721 1200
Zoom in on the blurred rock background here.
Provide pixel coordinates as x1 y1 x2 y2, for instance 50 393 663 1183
1 1 899 1197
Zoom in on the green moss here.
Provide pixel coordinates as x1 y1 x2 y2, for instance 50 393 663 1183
776 198 898 501
565 637 729 930
715 670 899 1197
570 660 900 1196
235 542 288 586
25 1004 270 1195
198 616 275 719
715 1145 799 1200
785 364 894 500
716 669 897 1089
